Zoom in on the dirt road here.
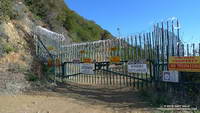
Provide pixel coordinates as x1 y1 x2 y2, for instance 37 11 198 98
0 83 155 113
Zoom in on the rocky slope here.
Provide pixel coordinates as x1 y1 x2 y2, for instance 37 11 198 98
0 0 114 94
0 1 46 94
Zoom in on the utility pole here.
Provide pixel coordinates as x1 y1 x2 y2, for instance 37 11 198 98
117 27 121 38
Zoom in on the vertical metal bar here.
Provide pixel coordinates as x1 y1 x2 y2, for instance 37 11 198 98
166 21 170 70
119 39 122 87
126 36 129 87
105 40 108 85
143 33 146 60
138 34 142 89
92 42 95 85
113 39 116 86
187 44 189 56
83 44 85 83
123 38 126 86
130 36 134 87
134 35 137 87
86 43 89 84
199 43 200 56
172 21 175 56
74 45 77 83
146 33 150 88
95 43 101 84
100 41 103 85
74 45 77 82
182 44 185 56
102 41 106 85
193 43 195 56
177 20 180 43
149 32 153 82
124 38 127 86
88 43 91 84
161 22 165 72
110 40 113 85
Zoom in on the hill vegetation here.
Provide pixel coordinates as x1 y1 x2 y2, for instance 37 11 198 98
0 0 13 23
23 0 113 42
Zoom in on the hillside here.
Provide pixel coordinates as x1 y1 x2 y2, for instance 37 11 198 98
0 0 113 93
1 0 113 42
23 0 113 42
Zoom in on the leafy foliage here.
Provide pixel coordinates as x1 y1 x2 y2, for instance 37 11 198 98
24 0 48 20
57 9 112 42
25 72 39 82
3 43 16 54
0 0 13 23
24 0 113 42
138 89 171 107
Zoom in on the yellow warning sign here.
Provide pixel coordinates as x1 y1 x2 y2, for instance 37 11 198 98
110 56 121 63
47 46 54 51
83 58 92 63
169 56 200 72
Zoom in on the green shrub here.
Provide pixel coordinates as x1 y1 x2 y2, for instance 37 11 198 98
25 72 39 82
138 89 171 107
0 0 13 22
24 0 48 20
3 43 16 53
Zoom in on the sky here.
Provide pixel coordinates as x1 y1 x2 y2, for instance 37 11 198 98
64 0 200 43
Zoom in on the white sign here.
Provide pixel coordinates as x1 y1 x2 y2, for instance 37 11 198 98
80 63 95 74
73 59 80 63
162 71 179 83
128 63 148 74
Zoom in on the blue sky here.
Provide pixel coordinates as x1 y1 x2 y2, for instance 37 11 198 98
64 0 200 43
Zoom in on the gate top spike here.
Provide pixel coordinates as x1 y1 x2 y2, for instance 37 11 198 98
35 26 66 41
61 39 118 48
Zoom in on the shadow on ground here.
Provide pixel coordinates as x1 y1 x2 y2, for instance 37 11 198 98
49 82 153 110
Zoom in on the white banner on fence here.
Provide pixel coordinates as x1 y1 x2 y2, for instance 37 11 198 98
162 71 179 83
128 63 148 74
80 63 95 75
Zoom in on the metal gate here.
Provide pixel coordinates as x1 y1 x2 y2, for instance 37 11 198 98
61 38 153 88
34 20 200 105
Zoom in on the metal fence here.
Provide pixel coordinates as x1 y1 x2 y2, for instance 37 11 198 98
59 20 180 84
34 20 200 106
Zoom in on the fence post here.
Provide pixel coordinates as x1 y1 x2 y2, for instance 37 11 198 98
61 63 65 83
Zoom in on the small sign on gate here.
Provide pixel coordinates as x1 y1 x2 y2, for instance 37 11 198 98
162 71 179 83
47 58 53 67
80 50 86 54
80 63 95 74
47 46 54 51
83 58 92 63
110 47 117 51
110 56 120 63
128 62 148 74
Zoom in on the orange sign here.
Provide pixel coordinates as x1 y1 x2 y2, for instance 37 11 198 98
168 56 200 72
55 58 61 66
80 50 85 54
47 59 53 67
110 56 121 63
83 58 92 63
47 46 54 51
110 47 117 51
